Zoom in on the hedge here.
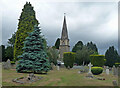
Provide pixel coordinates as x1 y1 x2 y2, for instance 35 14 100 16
90 55 106 67
91 67 103 75
10 61 15 64
63 52 76 69
115 63 120 67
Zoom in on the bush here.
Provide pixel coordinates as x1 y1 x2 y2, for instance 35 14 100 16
63 52 76 69
10 61 15 64
90 55 106 67
91 67 103 75
115 63 120 67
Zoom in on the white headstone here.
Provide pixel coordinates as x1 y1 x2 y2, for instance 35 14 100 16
57 66 59 70
78 71 80 74
88 62 93 74
83 61 85 66
113 65 116 75
113 66 119 76
106 66 109 75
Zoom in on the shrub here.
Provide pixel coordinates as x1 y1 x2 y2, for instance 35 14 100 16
115 63 120 67
91 67 103 75
10 61 15 64
63 52 76 69
90 55 106 67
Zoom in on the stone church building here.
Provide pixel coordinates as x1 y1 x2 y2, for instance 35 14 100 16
59 14 70 60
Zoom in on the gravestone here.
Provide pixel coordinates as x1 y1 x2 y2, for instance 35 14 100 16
57 66 59 70
112 80 118 86
86 63 93 78
113 65 118 76
78 66 85 73
78 71 81 74
12 73 43 84
15 61 18 66
57 61 61 70
118 65 120 86
106 66 109 75
103 66 106 72
88 62 93 74
78 66 89 74
116 67 118 76
3 59 11 69
82 61 85 66
27 73 35 81
7 59 11 68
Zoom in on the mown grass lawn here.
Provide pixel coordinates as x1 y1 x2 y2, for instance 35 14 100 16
2 66 118 86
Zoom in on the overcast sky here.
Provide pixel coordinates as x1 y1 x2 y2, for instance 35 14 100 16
0 0 118 55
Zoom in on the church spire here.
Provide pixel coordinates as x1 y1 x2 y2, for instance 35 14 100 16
61 13 68 40
59 13 70 60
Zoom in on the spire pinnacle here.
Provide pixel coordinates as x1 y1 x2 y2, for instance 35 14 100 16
61 13 68 40
64 13 66 16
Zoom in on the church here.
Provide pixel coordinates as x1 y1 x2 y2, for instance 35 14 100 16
59 13 70 61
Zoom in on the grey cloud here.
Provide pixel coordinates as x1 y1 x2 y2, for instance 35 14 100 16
0 1 118 55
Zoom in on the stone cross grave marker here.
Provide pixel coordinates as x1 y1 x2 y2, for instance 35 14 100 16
106 66 109 75
88 62 93 74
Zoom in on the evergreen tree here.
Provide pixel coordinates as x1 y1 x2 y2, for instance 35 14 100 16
16 25 50 73
5 46 14 61
54 38 60 49
43 38 47 52
72 41 83 52
7 32 16 61
87 41 98 53
8 32 16 47
14 2 39 60
105 46 119 67
0 45 6 61
0 45 1 62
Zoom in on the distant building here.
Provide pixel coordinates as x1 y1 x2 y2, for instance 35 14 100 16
59 13 70 61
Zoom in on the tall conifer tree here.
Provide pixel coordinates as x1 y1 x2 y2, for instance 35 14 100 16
14 2 39 60
16 25 50 73
105 46 119 67
54 38 60 49
72 41 83 52
87 41 98 53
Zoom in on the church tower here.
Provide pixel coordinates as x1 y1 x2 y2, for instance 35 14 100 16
59 13 70 60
